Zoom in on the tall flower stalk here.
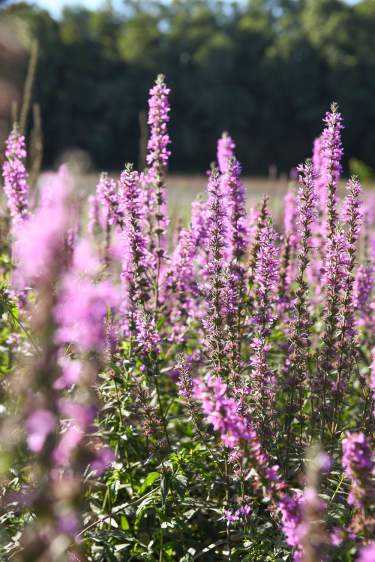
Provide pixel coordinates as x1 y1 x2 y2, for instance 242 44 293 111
2 126 30 229
120 164 152 340
203 167 228 373
249 215 279 435
146 74 171 311
342 432 375 538
285 160 316 453
316 105 346 439
221 157 248 372
321 103 344 241
331 177 362 431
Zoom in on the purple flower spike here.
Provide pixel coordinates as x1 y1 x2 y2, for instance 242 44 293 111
147 74 171 172
96 172 124 228
2 126 29 227
342 432 375 509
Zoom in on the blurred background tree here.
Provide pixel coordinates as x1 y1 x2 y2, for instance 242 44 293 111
1 0 374 175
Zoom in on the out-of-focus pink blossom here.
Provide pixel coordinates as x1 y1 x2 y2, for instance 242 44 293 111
26 409 56 453
55 276 120 352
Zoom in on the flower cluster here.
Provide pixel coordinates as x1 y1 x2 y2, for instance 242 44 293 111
3 77 375 562
342 432 375 510
2 127 29 227
147 74 171 172
193 375 251 448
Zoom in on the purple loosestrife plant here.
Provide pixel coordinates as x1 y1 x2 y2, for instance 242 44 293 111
146 74 171 308
4 75 375 562
120 163 152 339
321 103 344 240
13 169 85 561
222 157 248 265
193 375 252 448
193 374 285 498
96 172 124 228
342 433 375 509
203 167 228 373
310 104 344 300
249 215 279 434
247 196 270 318
318 228 350 438
2 126 29 228
332 177 363 426
285 160 316 453
221 157 248 373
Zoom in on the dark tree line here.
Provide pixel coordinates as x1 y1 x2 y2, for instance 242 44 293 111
2 0 375 174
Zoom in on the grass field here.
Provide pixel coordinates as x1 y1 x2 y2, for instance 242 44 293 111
71 172 290 224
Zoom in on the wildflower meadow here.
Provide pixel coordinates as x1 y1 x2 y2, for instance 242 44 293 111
0 75 375 562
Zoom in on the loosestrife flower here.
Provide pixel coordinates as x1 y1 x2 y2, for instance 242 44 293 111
217 132 235 174
87 193 101 235
222 157 248 263
194 375 285 499
134 310 160 354
2 126 29 227
147 74 171 173
203 168 228 370
175 355 194 401
249 217 279 429
310 104 344 299
342 432 375 510
96 172 124 228
120 164 152 336
334 177 363 402
146 74 171 260
193 375 251 448
286 160 316 435
220 157 248 369
253 219 279 331
321 103 344 238
318 227 350 410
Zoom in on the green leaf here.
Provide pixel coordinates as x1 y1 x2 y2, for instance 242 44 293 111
120 515 130 530
139 471 160 494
